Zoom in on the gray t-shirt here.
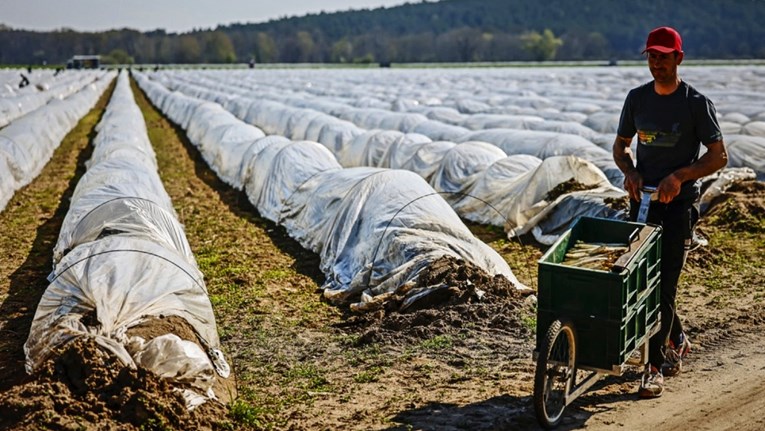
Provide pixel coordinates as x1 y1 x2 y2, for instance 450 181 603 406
617 80 723 200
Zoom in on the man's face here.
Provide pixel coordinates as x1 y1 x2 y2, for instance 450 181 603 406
647 50 682 82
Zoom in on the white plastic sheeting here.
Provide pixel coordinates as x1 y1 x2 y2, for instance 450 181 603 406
0 71 106 128
0 72 114 213
454 128 621 185
280 168 520 309
135 72 527 311
433 153 625 244
149 72 625 187
174 66 765 181
144 67 765 245
429 141 507 196
0 69 55 97
27 236 223 399
723 135 765 180
699 167 758 214
25 72 229 408
340 130 425 168
246 140 341 222
148 74 627 244
393 140 457 182
495 157 625 240
186 103 266 189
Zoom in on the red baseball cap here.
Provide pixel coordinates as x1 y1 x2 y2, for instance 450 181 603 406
642 27 683 54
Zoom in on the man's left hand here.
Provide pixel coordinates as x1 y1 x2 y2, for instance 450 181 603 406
657 173 681 203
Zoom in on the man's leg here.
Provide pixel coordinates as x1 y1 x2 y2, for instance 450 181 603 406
630 199 690 368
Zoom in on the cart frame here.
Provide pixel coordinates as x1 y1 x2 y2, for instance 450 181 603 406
532 217 662 429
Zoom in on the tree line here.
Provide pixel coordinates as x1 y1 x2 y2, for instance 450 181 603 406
1 0 763 66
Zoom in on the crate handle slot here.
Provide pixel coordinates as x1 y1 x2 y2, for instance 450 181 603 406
627 228 640 251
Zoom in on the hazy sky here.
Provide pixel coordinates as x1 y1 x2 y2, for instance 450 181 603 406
0 0 414 33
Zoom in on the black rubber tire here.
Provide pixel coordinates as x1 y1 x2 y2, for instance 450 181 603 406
533 318 577 429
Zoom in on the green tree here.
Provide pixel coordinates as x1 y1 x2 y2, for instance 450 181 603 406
157 37 174 63
281 30 315 62
583 32 609 59
254 32 277 63
296 31 316 62
394 32 436 62
330 37 353 62
175 35 201 63
131 34 156 63
521 28 563 61
559 29 609 60
202 31 237 63
437 27 483 62
102 48 134 65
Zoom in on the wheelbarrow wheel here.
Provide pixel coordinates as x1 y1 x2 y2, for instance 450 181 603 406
534 318 577 429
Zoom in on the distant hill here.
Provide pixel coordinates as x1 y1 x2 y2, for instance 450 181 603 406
1 0 764 65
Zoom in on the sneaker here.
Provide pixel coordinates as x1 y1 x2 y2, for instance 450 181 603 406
687 231 708 252
663 333 692 377
639 365 664 398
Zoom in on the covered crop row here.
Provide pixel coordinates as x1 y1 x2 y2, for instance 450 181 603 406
170 67 765 181
135 72 527 311
160 71 624 186
0 71 115 212
0 70 108 128
24 71 231 409
0 69 54 96
148 72 626 244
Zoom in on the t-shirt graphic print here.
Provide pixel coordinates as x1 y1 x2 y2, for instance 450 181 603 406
638 122 681 148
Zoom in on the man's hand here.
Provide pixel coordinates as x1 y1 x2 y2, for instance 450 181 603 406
657 173 682 203
660 140 728 203
624 170 643 202
613 135 642 201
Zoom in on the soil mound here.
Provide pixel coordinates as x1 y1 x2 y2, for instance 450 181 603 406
346 256 533 346
0 336 228 430
701 180 765 232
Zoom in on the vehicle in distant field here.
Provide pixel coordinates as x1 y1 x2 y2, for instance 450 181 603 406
67 55 100 69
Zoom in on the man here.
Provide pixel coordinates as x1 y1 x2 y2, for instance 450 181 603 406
613 26 728 398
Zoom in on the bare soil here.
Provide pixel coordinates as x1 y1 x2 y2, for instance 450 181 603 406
0 338 228 431
0 78 762 430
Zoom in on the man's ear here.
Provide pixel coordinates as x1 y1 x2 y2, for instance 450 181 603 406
676 51 684 65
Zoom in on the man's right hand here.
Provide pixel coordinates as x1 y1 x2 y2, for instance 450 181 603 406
612 135 642 201
624 170 643 202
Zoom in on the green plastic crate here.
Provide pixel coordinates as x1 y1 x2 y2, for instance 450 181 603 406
535 216 662 370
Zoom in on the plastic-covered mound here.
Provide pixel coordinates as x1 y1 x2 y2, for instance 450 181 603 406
27 73 231 411
135 74 526 313
347 255 533 345
0 338 228 431
143 73 626 244
702 180 765 232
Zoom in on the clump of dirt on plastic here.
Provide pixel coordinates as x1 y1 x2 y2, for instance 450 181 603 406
604 195 630 212
545 178 598 201
348 256 532 346
0 337 229 430
703 180 765 232
127 315 201 343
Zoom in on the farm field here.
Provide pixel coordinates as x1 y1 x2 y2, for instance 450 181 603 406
0 66 763 430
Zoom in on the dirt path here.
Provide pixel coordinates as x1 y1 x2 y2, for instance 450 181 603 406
563 331 765 431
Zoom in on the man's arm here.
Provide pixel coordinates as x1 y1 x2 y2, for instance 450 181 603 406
613 135 642 201
656 140 728 203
